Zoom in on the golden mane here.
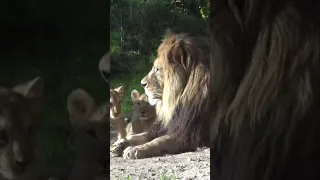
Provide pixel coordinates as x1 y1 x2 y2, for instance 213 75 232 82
155 31 210 128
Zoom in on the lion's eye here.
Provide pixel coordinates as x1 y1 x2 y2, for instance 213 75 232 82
86 129 98 140
0 129 8 147
137 102 141 106
154 67 161 73
28 126 34 137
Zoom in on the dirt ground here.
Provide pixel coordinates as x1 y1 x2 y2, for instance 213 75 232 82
110 130 210 180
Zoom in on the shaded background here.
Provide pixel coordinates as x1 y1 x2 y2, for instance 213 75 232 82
0 0 109 170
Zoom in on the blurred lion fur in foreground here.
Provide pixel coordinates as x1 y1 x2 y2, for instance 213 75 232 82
0 77 45 180
210 0 320 180
48 52 110 180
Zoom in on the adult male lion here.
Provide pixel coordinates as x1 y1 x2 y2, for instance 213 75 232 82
211 0 320 180
112 30 211 159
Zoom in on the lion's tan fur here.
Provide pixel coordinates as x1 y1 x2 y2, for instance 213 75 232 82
0 77 45 179
110 86 126 140
126 89 156 135
65 88 109 180
110 30 210 159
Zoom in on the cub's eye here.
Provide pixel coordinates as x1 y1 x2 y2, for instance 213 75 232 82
0 130 8 147
110 103 113 108
137 102 141 106
86 129 98 140
0 106 4 114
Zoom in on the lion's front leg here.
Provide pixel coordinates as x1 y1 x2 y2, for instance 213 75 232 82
123 135 179 159
110 132 149 157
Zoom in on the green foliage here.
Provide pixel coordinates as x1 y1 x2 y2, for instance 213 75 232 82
111 31 122 53
110 0 208 55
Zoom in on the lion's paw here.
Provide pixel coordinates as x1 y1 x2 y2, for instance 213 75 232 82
110 139 129 157
123 146 147 159
123 146 138 159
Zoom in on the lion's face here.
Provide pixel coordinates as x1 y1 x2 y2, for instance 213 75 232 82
140 59 164 106
130 90 156 121
0 77 44 180
110 86 125 119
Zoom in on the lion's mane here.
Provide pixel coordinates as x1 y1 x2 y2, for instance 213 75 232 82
211 0 320 180
147 31 211 150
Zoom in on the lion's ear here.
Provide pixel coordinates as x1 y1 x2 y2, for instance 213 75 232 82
114 86 125 102
67 88 95 127
90 103 108 123
168 42 189 70
164 28 174 38
131 89 140 102
99 52 110 85
12 77 45 118
12 76 44 99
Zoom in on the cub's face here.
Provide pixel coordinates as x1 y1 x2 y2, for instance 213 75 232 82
130 90 156 121
67 89 109 179
0 77 44 180
109 86 125 119
141 59 164 106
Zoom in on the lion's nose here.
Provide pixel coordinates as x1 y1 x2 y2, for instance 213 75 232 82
141 82 147 88
15 159 29 169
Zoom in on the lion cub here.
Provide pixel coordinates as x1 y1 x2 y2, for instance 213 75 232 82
126 89 156 135
64 88 108 180
110 89 156 157
110 86 126 140
0 77 45 180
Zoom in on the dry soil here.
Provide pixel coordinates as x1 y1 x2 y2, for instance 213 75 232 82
110 129 210 180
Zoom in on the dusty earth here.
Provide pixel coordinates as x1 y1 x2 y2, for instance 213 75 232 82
110 129 210 180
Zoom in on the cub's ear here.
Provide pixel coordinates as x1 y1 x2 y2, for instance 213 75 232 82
90 103 109 123
114 86 124 93
114 86 125 103
131 89 140 102
99 52 110 85
141 94 149 102
67 88 95 127
12 76 44 99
